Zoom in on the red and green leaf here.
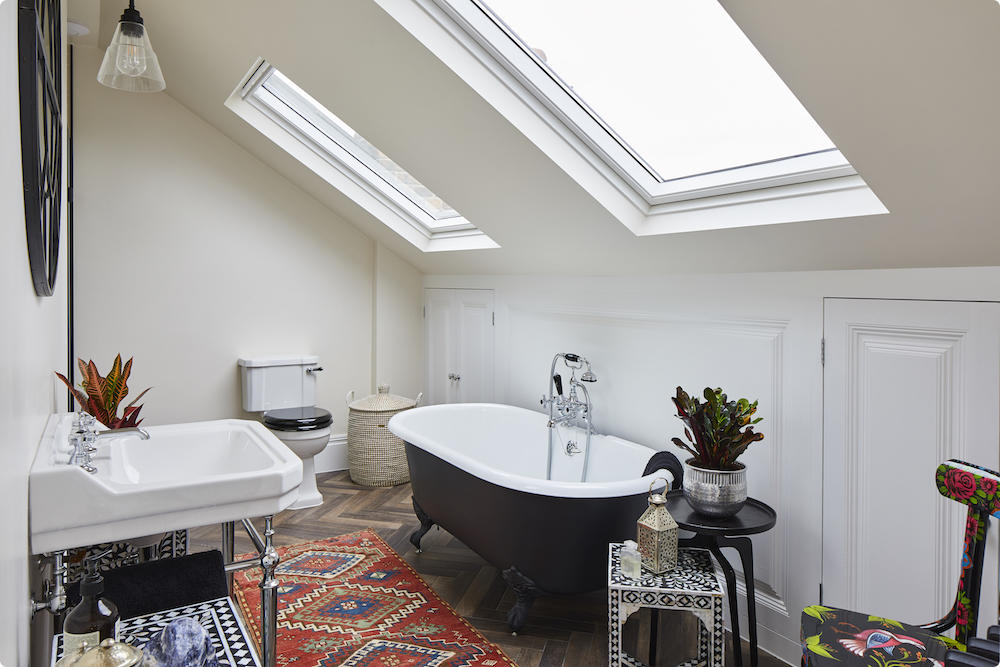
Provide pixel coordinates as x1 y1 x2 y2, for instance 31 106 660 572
55 356 151 429
671 386 764 469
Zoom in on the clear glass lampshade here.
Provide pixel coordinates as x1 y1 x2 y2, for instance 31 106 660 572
97 21 165 93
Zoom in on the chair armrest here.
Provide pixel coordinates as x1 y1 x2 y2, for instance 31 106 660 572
967 638 1000 662
987 626 999 642
945 648 998 667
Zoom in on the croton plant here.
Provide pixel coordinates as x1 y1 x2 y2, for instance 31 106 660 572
56 355 151 429
670 386 764 470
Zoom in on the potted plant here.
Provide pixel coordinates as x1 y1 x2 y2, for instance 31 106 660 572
56 355 151 429
670 386 764 517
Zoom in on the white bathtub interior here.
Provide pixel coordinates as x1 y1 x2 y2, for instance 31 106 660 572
389 403 671 498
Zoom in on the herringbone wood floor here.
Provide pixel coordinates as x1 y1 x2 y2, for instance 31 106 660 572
189 471 786 667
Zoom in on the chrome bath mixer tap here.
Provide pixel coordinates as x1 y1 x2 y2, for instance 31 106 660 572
540 353 598 480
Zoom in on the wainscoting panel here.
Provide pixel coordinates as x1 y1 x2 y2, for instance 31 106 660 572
823 298 1000 635
493 293 822 661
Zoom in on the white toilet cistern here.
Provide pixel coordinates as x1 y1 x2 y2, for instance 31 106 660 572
238 355 331 510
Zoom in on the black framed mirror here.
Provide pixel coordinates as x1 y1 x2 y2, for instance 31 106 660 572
18 0 62 297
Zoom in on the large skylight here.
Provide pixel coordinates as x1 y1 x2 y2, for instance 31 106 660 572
478 0 836 182
391 0 886 234
226 61 497 251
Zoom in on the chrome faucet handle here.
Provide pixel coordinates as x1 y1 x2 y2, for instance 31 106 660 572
82 431 97 453
68 434 83 459
69 434 97 474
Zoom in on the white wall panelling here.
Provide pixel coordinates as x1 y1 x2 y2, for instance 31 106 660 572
428 275 821 660
425 268 1000 664
823 298 1000 635
500 304 804 655
313 433 349 474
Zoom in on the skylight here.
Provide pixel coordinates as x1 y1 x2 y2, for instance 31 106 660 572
226 61 497 251
478 0 836 182
386 0 886 234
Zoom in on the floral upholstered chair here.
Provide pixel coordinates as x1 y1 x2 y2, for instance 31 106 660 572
801 460 1000 667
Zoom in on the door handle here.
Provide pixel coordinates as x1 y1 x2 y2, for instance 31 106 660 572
447 373 462 381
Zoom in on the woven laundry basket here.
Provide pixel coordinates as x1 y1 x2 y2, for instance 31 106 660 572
347 385 422 487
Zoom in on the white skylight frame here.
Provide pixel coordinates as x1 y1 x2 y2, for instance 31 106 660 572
225 59 498 252
377 0 887 235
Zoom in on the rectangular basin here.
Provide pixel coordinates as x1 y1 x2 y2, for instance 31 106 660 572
30 414 303 554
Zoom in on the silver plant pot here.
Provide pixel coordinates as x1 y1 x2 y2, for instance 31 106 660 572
682 460 748 518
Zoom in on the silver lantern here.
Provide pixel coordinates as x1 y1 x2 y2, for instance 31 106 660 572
637 478 678 574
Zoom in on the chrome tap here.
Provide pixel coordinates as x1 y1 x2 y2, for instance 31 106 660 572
69 433 97 474
65 413 150 474
542 353 597 429
541 353 598 480
94 426 150 440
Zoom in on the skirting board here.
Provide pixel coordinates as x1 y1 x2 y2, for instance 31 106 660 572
313 433 348 473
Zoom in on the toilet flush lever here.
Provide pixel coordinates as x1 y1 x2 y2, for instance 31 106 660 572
306 366 324 374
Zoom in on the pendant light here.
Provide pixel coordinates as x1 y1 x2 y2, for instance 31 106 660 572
97 1 165 93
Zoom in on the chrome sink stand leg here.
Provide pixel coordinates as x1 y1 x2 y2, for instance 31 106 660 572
259 516 280 667
221 521 235 594
226 517 281 667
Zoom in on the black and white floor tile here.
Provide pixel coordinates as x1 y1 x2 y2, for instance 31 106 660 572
53 597 259 667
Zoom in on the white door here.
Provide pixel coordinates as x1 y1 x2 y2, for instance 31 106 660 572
424 289 494 404
425 289 457 404
823 298 1000 635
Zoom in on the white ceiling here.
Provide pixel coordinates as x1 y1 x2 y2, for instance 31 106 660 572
74 0 1000 275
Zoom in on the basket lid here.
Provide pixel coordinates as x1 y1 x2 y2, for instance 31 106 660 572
348 385 417 412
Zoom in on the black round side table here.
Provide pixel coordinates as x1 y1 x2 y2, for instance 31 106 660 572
665 491 777 667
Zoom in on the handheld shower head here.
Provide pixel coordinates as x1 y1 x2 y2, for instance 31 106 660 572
580 368 597 383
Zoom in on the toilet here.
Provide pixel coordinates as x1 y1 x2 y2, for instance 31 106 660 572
238 355 331 509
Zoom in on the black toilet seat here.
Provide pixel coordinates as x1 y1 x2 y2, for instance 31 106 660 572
262 407 332 432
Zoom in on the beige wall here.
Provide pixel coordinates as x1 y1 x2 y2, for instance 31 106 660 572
374 243 424 401
0 1 69 663
73 45 424 433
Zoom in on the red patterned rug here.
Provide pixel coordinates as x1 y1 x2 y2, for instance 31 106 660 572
233 529 514 666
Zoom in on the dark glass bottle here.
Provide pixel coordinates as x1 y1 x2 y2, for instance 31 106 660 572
63 558 119 656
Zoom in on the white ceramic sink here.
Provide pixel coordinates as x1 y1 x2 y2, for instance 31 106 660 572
29 414 303 554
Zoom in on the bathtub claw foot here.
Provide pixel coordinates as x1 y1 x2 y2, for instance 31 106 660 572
409 497 436 552
502 566 541 633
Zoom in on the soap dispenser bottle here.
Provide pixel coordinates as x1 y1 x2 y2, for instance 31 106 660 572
63 553 119 656
620 540 642 579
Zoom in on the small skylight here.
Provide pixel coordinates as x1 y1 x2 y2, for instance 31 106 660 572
226 61 497 251
478 0 836 182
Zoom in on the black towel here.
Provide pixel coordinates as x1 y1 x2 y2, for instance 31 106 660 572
66 550 229 620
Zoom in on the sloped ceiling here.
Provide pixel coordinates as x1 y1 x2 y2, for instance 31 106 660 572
78 0 1000 275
